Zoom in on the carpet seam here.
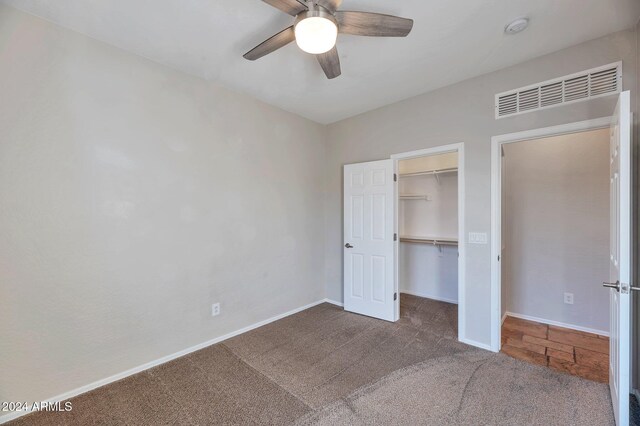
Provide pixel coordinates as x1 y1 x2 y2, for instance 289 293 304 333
247 311 379 372
220 342 314 412
295 305 460 400
236 305 346 363
145 369 199 426
298 351 487 424
343 350 486 402
452 358 492 422
297 322 404 398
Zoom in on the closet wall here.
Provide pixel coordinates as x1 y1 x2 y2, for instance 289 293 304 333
399 153 458 303
502 129 610 334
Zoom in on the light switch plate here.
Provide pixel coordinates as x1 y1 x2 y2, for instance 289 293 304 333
469 232 488 244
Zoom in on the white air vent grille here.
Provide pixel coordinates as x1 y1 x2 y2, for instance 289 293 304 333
495 62 621 119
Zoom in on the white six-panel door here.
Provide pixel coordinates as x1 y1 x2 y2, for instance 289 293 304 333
607 91 631 426
343 160 396 321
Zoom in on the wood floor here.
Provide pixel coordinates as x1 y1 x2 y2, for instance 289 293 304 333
501 315 609 383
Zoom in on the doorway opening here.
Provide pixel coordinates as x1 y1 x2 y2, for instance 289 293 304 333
341 143 466 341
392 144 466 343
498 128 611 382
491 92 632 425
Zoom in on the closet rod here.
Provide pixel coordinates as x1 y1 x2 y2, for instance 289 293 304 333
399 194 431 201
399 236 458 246
399 167 458 178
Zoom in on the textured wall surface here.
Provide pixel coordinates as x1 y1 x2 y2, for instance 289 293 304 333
325 29 637 347
400 244 459 303
0 4 326 407
502 129 610 333
399 169 458 303
1 2 639 413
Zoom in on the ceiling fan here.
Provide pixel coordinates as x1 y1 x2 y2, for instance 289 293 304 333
243 0 414 79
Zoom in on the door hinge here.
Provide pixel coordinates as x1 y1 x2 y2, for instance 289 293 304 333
394 173 397 182
394 293 397 301
498 255 500 261
394 233 397 241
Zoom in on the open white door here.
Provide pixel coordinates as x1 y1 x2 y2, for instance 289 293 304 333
606 90 631 426
343 159 396 321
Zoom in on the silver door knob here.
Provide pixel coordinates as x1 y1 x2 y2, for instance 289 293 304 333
345 243 353 248
603 281 620 291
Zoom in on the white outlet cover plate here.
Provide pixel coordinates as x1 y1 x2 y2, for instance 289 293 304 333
563 293 574 304
212 303 221 316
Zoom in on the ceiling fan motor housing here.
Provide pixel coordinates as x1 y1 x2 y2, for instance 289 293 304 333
294 5 337 29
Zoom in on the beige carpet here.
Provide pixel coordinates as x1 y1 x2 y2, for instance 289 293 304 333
10 294 613 425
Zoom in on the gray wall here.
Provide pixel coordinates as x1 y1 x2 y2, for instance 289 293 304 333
0 5 326 407
399 168 458 303
502 129 610 334
325 29 638 347
1 2 639 408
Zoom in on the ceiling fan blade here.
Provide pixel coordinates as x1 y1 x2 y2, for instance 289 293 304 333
262 0 307 16
243 26 296 60
317 46 341 79
316 0 342 13
335 11 414 37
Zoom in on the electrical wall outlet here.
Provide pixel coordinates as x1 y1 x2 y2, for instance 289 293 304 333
564 293 574 305
211 303 221 316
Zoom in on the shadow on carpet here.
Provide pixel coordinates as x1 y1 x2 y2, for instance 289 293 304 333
295 350 614 425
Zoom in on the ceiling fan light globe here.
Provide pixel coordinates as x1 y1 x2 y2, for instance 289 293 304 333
294 17 338 54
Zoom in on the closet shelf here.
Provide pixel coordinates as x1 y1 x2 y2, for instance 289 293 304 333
399 167 458 178
399 167 457 183
399 236 458 246
399 194 431 201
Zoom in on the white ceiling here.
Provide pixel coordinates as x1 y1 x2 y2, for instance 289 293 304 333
3 0 639 124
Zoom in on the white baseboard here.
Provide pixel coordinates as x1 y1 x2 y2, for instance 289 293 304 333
501 311 508 325
324 298 344 307
400 290 458 305
459 337 493 352
505 311 609 337
0 299 327 425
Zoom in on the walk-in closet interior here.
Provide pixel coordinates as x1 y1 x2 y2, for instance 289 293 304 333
498 128 612 383
500 128 610 335
398 152 459 305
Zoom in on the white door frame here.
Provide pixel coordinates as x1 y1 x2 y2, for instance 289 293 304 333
391 143 467 342
490 116 612 352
